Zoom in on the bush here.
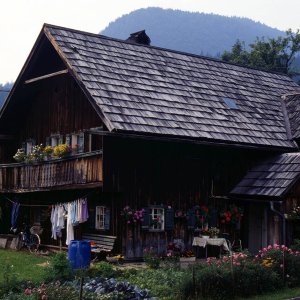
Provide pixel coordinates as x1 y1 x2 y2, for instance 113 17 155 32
178 256 281 299
93 261 116 278
143 248 160 269
255 244 300 287
0 263 20 297
45 252 72 281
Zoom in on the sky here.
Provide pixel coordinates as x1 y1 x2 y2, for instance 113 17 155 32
0 0 300 84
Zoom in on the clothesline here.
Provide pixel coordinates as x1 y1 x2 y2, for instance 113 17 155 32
3 191 94 207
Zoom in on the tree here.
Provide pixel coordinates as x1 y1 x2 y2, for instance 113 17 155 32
222 29 300 75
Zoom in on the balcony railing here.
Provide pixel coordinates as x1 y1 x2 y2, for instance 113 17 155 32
0 151 103 192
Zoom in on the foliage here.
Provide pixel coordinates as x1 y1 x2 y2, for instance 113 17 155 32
53 144 71 158
92 261 116 278
255 244 300 287
208 227 220 237
101 7 284 57
195 205 209 227
179 259 281 300
43 146 53 156
290 239 300 252
222 29 300 75
117 267 187 299
121 206 144 225
219 204 243 224
13 148 26 162
45 252 72 281
29 144 45 162
0 263 19 297
287 206 300 220
143 247 160 269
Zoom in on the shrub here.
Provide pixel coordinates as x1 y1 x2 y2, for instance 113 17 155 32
0 263 20 297
45 252 72 281
143 248 160 269
255 244 300 287
93 261 116 278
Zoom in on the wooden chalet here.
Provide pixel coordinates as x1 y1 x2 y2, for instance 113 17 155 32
0 24 300 257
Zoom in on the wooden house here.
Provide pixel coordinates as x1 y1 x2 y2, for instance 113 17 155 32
0 24 300 257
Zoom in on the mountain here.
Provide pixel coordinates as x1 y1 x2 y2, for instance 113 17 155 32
0 82 12 108
101 7 285 57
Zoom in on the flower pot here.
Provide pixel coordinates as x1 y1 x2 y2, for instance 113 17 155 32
201 235 209 239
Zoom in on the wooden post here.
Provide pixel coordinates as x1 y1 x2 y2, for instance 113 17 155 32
79 276 84 300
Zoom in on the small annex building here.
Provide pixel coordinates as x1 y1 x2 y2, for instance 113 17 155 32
0 24 300 257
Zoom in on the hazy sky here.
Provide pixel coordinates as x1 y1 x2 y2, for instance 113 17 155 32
0 0 300 84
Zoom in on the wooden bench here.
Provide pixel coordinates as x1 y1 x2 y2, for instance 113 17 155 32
82 233 117 253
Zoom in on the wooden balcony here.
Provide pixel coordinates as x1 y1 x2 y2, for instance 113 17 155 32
0 151 103 193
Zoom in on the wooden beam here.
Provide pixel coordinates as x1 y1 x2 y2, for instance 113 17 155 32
24 69 68 84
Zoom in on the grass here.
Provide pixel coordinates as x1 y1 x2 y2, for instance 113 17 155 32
0 249 49 284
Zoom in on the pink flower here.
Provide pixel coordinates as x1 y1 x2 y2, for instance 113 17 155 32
267 245 272 250
127 221 131 224
24 289 32 295
141 218 144 222
128 211 132 215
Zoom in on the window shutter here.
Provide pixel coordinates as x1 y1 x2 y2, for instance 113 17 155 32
187 208 196 229
78 132 84 153
104 208 110 230
45 137 50 146
58 135 63 145
164 207 174 231
89 207 96 229
65 135 71 146
141 207 150 230
209 207 217 227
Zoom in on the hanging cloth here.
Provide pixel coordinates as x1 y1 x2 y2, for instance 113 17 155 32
66 202 74 245
80 198 89 223
11 201 20 231
50 205 58 240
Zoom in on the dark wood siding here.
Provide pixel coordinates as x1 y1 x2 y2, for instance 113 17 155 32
102 136 269 257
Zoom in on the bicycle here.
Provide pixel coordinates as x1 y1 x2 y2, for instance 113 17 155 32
16 224 42 253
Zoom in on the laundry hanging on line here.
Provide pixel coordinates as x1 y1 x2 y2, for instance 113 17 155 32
11 200 20 232
50 197 89 245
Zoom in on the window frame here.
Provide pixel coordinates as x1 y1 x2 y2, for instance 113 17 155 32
149 207 165 231
95 206 106 230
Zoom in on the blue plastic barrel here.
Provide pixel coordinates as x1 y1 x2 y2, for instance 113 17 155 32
68 240 91 269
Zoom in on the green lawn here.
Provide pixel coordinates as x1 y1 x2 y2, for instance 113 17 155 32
0 249 48 284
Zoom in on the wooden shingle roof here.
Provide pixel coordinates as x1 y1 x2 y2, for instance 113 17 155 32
231 153 300 198
44 24 300 149
284 93 300 139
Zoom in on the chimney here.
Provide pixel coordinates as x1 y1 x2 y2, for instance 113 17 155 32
126 30 151 46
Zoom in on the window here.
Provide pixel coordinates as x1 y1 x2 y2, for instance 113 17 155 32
71 134 79 148
150 207 164 231
95 206 106 230
26 140 33 154
51 136 60 147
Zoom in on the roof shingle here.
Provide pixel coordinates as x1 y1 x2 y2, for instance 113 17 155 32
231 153 300 198
45 25 300 149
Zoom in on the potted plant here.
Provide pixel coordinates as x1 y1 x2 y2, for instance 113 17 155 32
208 227 220 238
13 148 26 162
43 145 53 159
53 144 71 158
179 250 196 262
200 228 210 238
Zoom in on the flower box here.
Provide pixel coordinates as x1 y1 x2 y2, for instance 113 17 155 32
180 256 196 263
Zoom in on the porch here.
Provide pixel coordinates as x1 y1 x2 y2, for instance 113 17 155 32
0 150 103 192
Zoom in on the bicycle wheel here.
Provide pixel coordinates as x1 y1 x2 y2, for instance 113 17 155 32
28 233 41 253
